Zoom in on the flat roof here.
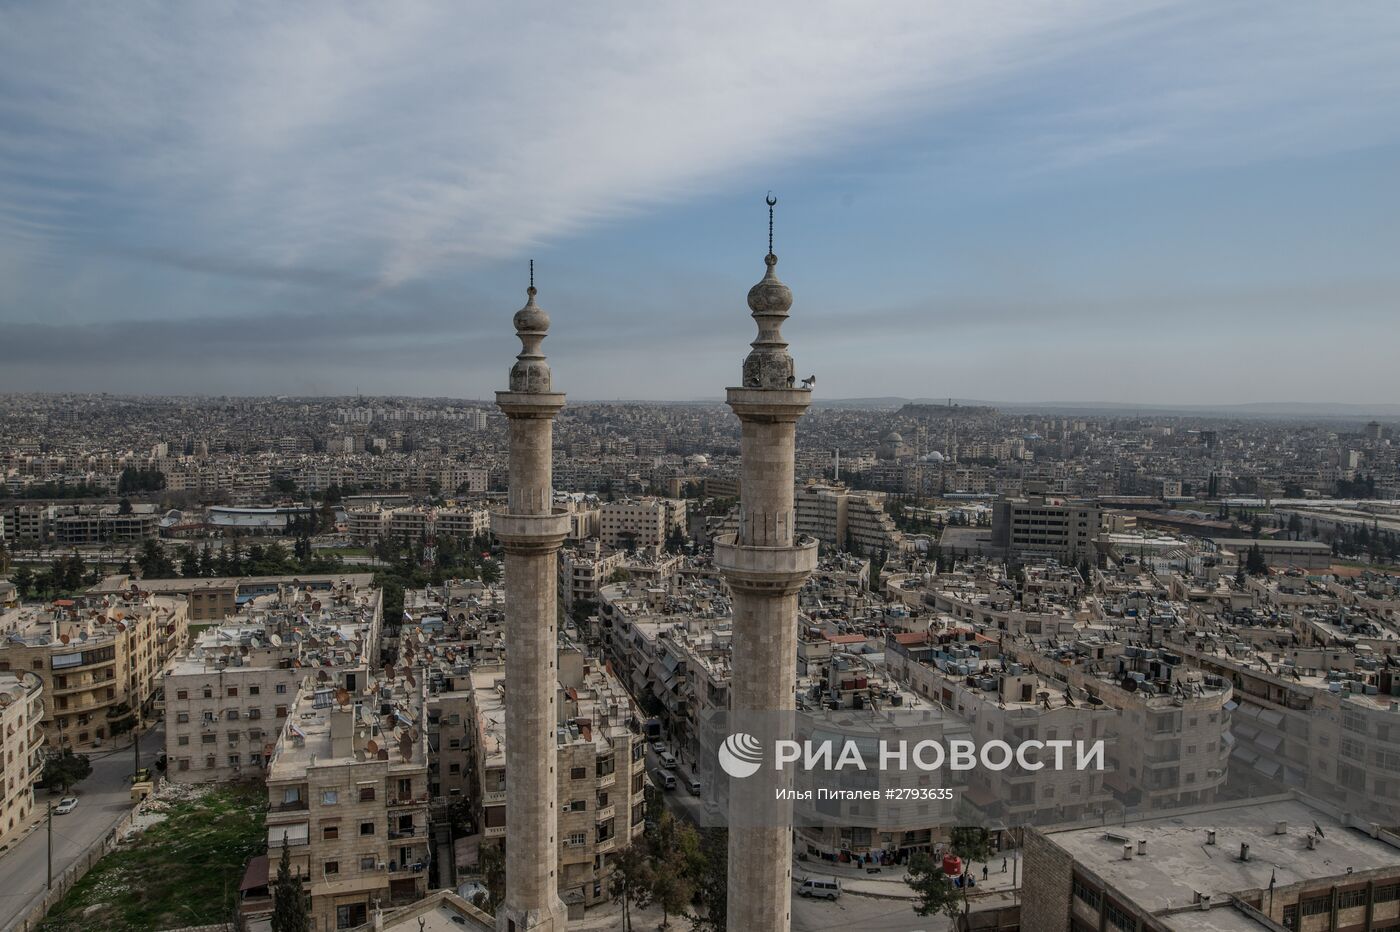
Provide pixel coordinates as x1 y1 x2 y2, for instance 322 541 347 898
1048 797 1400 912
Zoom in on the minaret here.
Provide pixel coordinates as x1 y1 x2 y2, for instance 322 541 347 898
492 265 570 932
714 197 818 931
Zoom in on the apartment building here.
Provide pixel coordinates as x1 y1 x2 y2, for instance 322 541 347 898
1021 795 1400 932
467 647 648 911
0 594 188 749
0 672 44 850
264 673 431 932
558 540 626 612
599 497 685 552
795 482 906 556
164 638 301 783
992 494 1102 563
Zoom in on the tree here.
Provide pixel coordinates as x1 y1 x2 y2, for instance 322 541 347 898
1246 544 1268 576
610 843 654 932
907 852 961 921
478 558 500 586
11 564 31 598
43 749 93 794
477 842 505 912
646 812 700 928
688 827 728 932
117 497 133 515
271 835 311 932
179 545 199 579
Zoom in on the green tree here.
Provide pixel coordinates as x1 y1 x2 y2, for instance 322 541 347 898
117 497 133 515
270 835 310 932
610 843 654 932
179 545 199 579
688 827 728 932
646 812 700 928
907 852 961 921
43 749 93 794
477 842 505 912
11 564 31 598
478 558 500 586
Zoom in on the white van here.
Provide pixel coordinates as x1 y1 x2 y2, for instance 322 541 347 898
659 752 678 770
652 768 677 790
687 777 703 795
798 877 841 900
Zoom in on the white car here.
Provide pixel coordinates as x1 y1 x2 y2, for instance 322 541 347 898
650 740 666 754
54 797 79 815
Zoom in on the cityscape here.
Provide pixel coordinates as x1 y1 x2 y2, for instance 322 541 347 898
3 4 1400 932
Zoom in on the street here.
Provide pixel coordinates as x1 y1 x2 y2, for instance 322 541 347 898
0 727 165 932
792 893 947 932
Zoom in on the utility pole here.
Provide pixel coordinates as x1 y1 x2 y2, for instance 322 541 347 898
47 800 53 890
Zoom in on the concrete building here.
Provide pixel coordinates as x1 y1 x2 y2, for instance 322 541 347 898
795 481 905 556
992 495 1102 563
1021 795 1400 932
0 593 188 749
598 497 685 552
0 671 44 850
557 541 625 613
490 278 571 932
264 671 431 932
465 648 648 913
711 220 818 932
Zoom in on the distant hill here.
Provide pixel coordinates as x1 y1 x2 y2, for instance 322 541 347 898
809 397 1400 420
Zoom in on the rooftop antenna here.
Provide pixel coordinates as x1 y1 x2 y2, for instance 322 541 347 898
529 259 535 296
766 191 777 257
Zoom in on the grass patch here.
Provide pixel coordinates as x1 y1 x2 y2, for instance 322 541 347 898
40 783 267 932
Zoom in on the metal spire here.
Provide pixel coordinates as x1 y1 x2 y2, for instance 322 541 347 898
766 192 777 257
528 259 535 296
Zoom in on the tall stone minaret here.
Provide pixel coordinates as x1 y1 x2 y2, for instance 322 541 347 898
492 268 570 932
714 198 818 931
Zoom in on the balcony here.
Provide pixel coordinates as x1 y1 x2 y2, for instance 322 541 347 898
484 824 506 838
387 794 430 808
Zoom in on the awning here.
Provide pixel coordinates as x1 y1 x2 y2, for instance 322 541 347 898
240 854 270 892
1258 709 1285 727
1256 732 1283 751
1224 700 1239 711
1252 758 1281 778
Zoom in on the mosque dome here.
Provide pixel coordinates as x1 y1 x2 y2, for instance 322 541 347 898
513 287 549 334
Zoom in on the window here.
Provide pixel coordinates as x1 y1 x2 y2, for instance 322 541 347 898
1301 896 1331 917
1282 905 1298 929
569 800 586 812
570 766 587 780
176 712 190 724
321 789 338 805
176 689 188 700
248 708 261 720
360 821 375 836
202 687 213 699
335 903 366 929
275 705 288 718
323 825 339 840
202 734 216 745
283 787 302 805
249 685 260 696
359 786 375 802
178 735 190 746
1374 885 1398 904
275 683 288 694
227 686 238 697
227 732 240 745
567 832 587 846
177 759 190 771
1338 889 1367 910
324 860 339 876
226 709 239 721
1104 901 1135 932
228 755 240 767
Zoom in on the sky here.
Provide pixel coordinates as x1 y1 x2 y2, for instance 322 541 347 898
2 1 1399 404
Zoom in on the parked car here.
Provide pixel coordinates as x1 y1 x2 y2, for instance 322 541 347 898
54 797 79 815
652 769 676 791
659 752 678 770
687 777 703 796
651 740 666 754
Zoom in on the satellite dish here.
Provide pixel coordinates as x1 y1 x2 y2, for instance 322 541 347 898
270 634 283 647
336 688 350 707
366 739 379 755
78 632 89 642
59 634 70 645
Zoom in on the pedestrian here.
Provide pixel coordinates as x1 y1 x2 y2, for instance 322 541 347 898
983 864 989 881
1001 857 1008 873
